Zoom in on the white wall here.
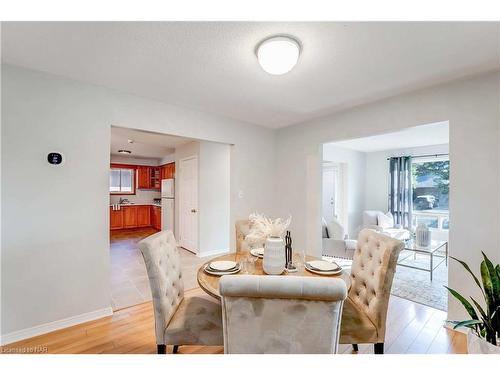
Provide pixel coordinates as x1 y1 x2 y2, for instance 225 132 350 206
364 143 449 212
1 65 276 342
275 72 500 321
198 142 231 256
323 144 366 238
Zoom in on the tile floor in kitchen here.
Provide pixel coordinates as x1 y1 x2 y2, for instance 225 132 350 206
110 228 212 310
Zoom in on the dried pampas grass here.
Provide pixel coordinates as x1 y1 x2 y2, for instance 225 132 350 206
245 212 291 245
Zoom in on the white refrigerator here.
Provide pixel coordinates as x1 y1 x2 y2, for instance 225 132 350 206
161 179 175 232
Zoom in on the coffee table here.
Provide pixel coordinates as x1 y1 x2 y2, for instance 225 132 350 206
397 239 448 281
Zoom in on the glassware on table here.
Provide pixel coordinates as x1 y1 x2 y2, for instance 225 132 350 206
242 254 257 274
294 249 307 271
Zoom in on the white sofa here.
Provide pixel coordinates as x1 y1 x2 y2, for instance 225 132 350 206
322 217 357 258
362 210 411 241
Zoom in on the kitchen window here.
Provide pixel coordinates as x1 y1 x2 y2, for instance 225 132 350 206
110 168 135 194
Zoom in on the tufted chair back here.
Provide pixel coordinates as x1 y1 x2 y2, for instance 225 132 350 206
219 275 347 354
349 229 403 338
138 230 184 344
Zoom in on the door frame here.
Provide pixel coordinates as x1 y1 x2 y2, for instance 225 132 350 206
178 155 199 253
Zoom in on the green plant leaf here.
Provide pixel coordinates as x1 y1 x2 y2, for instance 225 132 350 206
482 252 500 304
481 259 495 315
470 297 495 332
450 256 484 297
444 286 479 320
453 319 482 330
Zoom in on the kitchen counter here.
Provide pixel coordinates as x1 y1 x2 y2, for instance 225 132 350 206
109 203 161 208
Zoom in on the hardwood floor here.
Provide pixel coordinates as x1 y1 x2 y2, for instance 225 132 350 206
1 289 466 354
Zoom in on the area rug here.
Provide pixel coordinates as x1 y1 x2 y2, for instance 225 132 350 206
326 251 448 311
391 250 448 311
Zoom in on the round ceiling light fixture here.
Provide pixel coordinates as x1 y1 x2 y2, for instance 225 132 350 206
118 149 132 154
256 35 301 75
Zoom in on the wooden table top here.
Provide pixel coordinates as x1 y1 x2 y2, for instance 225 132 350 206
196 251 350 300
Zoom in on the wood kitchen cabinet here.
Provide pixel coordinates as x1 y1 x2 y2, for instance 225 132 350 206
151 206 162 230
137 166 151 189
123 206 138 228
137 206 151 227
110 205 159 231
160 163 175 180
151 167 161 190
110 207 124 230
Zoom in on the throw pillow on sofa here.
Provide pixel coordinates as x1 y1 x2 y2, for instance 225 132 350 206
377 211 394 229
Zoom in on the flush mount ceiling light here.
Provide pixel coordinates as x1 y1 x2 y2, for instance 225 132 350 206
118 149 132 154
256 35 301 75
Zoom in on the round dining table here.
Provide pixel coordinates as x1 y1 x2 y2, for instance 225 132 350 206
197 251 350 300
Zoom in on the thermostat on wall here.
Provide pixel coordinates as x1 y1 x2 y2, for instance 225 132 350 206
47 152 64 165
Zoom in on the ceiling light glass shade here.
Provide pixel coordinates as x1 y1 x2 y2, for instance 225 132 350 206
257 36 300 75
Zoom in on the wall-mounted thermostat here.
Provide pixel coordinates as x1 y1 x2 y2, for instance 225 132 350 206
47 152 64 165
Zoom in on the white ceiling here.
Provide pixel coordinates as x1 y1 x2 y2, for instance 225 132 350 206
331 121 449 152
110 126 193 159
2 22 499 128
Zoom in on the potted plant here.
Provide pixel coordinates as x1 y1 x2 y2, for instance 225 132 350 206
445 252 500 354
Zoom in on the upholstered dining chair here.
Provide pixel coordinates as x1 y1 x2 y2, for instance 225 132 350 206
219 275 347 354
138 230 223 354
339 229 404 354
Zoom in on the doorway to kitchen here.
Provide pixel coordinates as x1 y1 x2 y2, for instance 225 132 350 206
108 126 231 310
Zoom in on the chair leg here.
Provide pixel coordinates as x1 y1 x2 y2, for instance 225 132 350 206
173 345 179 354
157 344 166 354
374 343 384 354
352 344 358 352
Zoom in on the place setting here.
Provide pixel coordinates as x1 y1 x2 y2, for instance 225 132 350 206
249 247 264 258
203 260 242 276
304 260 343 276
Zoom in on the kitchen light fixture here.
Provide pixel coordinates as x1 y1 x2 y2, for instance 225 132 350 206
118 149 132 154
256 36 301 75
127 139 134 144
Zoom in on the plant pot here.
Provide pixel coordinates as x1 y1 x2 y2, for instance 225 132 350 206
467 329 500 354
263 236 286 275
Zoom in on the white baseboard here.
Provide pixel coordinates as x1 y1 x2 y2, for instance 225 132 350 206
0 306 113 345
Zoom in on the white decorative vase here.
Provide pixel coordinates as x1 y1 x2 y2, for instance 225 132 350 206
263 236 286 275
416 223 431 248
467 329 500 354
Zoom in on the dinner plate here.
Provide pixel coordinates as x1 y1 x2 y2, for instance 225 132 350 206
206 264 239 272
250 248 264 258
307 260 340 272
204 263 241 276
305 263 342 276
209 260 237 271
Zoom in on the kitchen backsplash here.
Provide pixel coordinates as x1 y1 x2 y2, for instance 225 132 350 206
110 189 161 205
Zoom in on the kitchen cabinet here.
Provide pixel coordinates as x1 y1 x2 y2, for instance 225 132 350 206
110 207 124 230
137 206 151 227
137 166 151 189
151 206 162 230
151 167 161 190
137 166 163 190
160 163 175 180
110 205 159 230
123 206 138 228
